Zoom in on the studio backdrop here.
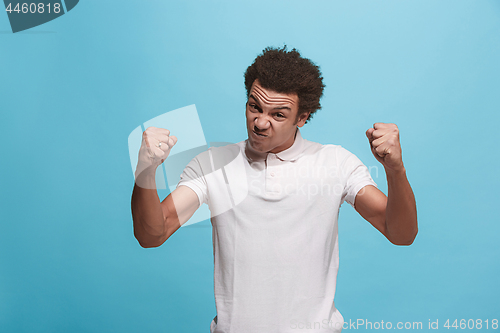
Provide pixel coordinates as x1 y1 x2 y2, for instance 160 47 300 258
1 1 499 332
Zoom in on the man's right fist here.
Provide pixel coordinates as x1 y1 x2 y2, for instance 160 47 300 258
135 127 177 180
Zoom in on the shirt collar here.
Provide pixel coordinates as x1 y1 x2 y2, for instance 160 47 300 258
244 128 305 163
275 128 304 162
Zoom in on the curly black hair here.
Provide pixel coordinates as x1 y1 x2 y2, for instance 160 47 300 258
244 46 325 123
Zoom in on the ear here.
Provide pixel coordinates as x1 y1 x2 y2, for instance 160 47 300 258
296 112 310 127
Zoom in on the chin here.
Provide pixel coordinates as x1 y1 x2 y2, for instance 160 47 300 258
249 141 262 151
248 140 268 153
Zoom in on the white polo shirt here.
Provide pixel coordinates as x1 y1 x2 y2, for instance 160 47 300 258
177 130 376 333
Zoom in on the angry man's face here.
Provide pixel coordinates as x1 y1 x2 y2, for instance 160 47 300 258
246 80 308 154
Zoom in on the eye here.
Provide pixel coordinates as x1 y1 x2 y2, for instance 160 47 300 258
248 103 261 112
275 113 286 119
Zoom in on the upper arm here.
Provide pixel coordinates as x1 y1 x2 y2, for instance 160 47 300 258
353 185 389 238
159 185 201 241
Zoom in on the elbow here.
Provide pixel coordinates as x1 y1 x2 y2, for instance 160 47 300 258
391 238 414 246
387 226 418 246
390 227 418 246
133 227 167 248
137 240 162 248
135 235 165 248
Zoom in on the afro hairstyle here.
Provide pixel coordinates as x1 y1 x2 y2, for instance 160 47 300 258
244 46 325 123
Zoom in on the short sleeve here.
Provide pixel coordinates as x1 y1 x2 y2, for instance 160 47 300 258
338 147 377 208
177 155 208 207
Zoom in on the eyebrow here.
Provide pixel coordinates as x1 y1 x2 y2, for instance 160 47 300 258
248 94 292 112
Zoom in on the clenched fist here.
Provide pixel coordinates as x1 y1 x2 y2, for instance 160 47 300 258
366 123 404 172
135 126 177 183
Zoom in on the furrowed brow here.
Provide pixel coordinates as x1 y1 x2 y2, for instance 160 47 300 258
250 93 292 111
248 94 259 103
273 106 292 111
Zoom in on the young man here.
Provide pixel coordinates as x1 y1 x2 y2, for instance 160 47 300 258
131 47 417 333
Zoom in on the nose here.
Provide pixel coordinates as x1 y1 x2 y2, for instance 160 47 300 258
254 113 270 131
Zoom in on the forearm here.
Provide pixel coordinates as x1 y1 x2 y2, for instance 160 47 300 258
385 168 418 245
131 169 167 247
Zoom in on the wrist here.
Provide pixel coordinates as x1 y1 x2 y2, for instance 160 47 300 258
135 164 158 189
384 164 406 177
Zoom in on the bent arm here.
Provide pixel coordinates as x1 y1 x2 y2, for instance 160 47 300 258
354 168 418 245
131 169 200 248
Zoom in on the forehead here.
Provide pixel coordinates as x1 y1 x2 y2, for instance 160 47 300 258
249 80 298 106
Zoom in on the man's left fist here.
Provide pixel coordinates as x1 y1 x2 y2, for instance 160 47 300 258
366 123 405 172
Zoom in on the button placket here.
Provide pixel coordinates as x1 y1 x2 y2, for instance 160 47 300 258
265 154 280 193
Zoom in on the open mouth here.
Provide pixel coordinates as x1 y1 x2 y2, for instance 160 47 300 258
253 130 268 138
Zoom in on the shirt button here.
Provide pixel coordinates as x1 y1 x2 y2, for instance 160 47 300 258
270 172 275 177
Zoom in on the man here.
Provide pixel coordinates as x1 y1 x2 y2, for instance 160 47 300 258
131 46 417 333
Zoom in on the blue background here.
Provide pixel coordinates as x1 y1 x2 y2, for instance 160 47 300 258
1 1 499 332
